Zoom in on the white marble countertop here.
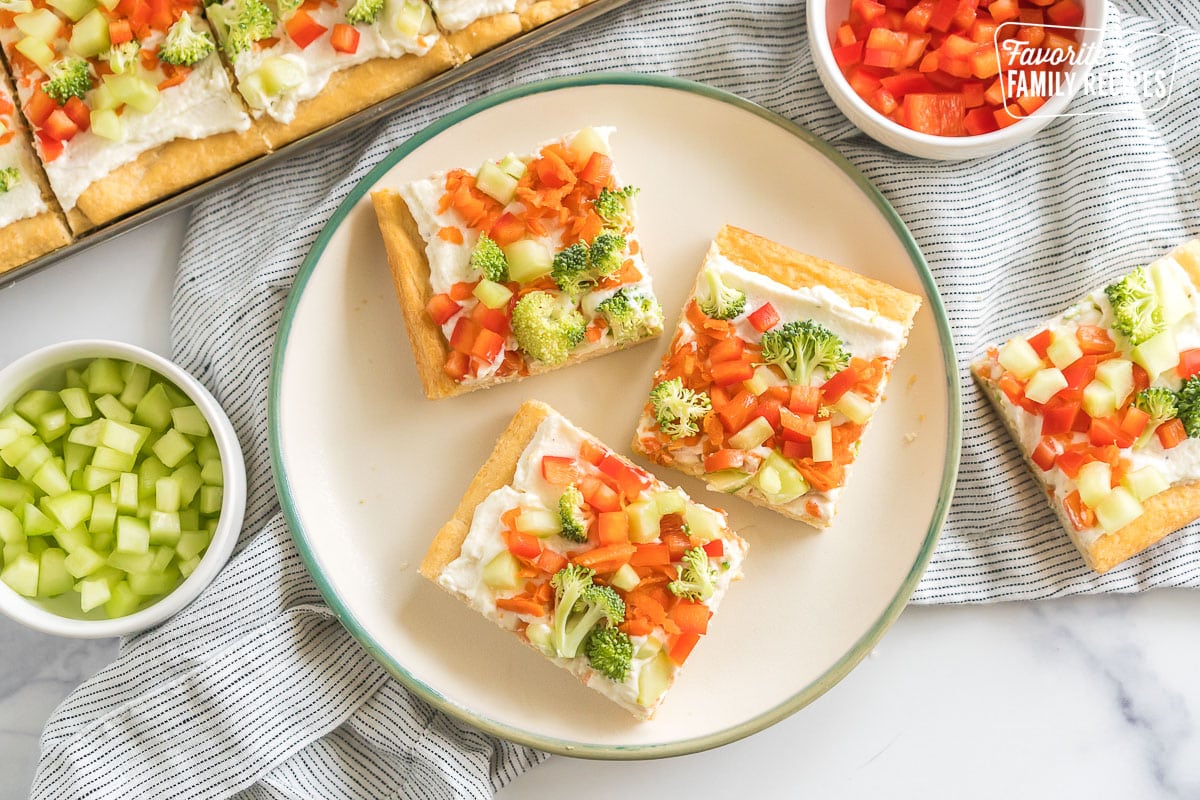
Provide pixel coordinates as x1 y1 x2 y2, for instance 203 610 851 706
1 214 1199 799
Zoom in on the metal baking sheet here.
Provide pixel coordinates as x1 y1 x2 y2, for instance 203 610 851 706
0 0 634 290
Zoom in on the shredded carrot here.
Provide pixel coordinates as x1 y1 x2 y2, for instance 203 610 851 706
598 259 642 289
572 543 636 573
496 597 546 617
437 226 464 244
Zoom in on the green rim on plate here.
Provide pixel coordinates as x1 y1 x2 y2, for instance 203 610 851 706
269 72 962 760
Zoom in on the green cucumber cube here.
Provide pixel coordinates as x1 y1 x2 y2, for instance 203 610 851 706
14 35 53 71
94 394 133 424
3 541 27 564
92 446 136 473
81 465 119 493
15 441 51 479
23 503 54 536
119 364 151 407
133 384 173 432
31 456 69 495
84 358 124 396
480 550 521 590
503 239 552 283
204 517 218 534
199 485 222 516
172 463 203 507
58 387 93 422
152 429 193 469
99 419 141 455
170 405 209 437
1 552 39 596
106 549 153 573
89 494 117 534
138 456 171 499
475 160 519 205
684 504 724 543
179 508 199 530
175 530 210 561
13 9 59 42
90 108 123 142
67 419 104 446
27 537 47 557
37 548 73 597
64 368 84 389
91 531 113 553
54 526 90 553
79 576 112 612
0 479 35 510
37 408 69 443
200 460 223 487
194 436 219 464
115 516 150 553
116 473 138 512
64 441 94 479
0 505 21 544
136 497 154 519
128 568 180 596
69 6 108 55
0 411 36 436
104 581 140 617
0 429 20 450
15 389 63 425
1 434 39 468
148 511 180 546
155 477 181 512
178 554 201 578
64 545 105 578
44 491 92 529
149 545 174 573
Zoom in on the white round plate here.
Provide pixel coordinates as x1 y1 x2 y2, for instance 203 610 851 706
271 74 960 759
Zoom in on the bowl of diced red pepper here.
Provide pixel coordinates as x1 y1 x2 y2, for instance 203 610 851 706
808 0 1106 159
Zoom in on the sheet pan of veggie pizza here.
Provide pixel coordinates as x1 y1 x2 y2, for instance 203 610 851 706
0 0 632 284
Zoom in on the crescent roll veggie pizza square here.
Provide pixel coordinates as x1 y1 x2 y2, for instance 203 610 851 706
633 226 922 529
973 240 1200 574
371 126 664 399
420 400 748 720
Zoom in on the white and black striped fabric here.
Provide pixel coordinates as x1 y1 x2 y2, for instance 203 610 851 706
30 1 1200 796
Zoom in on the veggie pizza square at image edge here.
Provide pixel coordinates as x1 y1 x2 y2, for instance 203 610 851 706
371 126 664 399
633 226 922 529
974 240 1200 574
420 399 748 720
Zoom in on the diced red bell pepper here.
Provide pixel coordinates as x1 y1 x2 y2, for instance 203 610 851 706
963 106 1000 135
903 0 934 32
1040 399 1079 436
448 317 480 354
836 23 858 46
1076 325 1116 354
717 390 757 432
1061 355 1097 391
746 303 780 332
62 97 90 133
752 397 782 430
1055 449 1086 479
902 93 965 136
579 439 607 466
1031 437 1059 471
599 454 651 500
710 359 755 388
880 70 936 98
489 213 525 247
708 337 746 364
788 384 821 415
1063 490 1095 531
470 302 510 336
578 151 613 187
443 351 470 381
1119 406 1150 440
670 600 712 635
285 9 328 49
782 439 813 460
703 449 744 473
630 543 672 567
533 549 568 575
330 23 360 54
929 0 959 31
833 41 865 68
702 539 724 558
1045 0 1083 27
988 0 1019 23
109 18 133 45
25 89 57 129
1177 349 1200 380
1088 416 1122 447
820 366 859 403
541 455 582 485
962 81 985 108
662 531 692 562
667 632 701 666
1157 418 1187 449
579 475 621 512
597 511 629 546
864 27 909 69
507 531 541 560
1027 332 1053 360
470 327 504 363
425 293 461 325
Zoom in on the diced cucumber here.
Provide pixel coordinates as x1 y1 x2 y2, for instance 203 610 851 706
23 503 54 536
1076 461 1111 508
54 526 90 553
104 581 140 618
133 384 174 432
90 108 124 141
152 429 194 468
1024 367 1067 405
155 476 181 513
116 516 150 553
703 469 753 494
1095 486 1143 533
91 531 114 553
85 359 125 396
119 364 151 408
636 649 673 709
684 504 723 543
64 368 84 390
64 546 105 579
128 568 180 596
14 9 61 41
16 441 51 479
0 506 20 545
64 441 93 479
3 541 28 564
48 0 95 20
27 537 46 557
1130 329 1178 380
179 507 199 531
0 412 35 436
1 552 39 596
92 446 136 473
257 56 305 96
200 460 223 487
89 494 117 534
199 485 222 516
38 548 73 597
94 394 133 423
498 154 527 180
1123 465 1168 502
754 451 809 505
138 456 171 499
472 279 513 310
0 479 35 510
742 366 775 397
625 499 660 543
998 337 1044 379
173 463 203 507
37 407 69 443
79 576 112 612
178 554 201 578
67 419 104 446
81 465 119 493
149 546 174 573
755 464 782 496
833 391 874 424
609 563 640 592
652 488 686 516
1150 257 1192 326
235 72 269 110
175 530 210 561
99 419 147 455
69 7 110 56
115 472 138 512
2 434 38 468
812 420 833 463
15 389 62 425
391 0 431 37
481 550 521 591
106 550 154 573
1046 328 1084 370
148 511 181 546
44 490 92 529
728 416 773 450
14 36 54 70
475 160 518 205
514 507 558 538
503 240 553 284
103 74 159 114
1095 359 1133 408
569 127 610 164
1081 379 1116 420
169 405 209 438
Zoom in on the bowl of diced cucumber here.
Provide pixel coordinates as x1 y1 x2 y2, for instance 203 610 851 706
0 340 246 637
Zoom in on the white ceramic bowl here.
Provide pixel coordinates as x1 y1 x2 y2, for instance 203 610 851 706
0 340 246 638
808 0 1107 159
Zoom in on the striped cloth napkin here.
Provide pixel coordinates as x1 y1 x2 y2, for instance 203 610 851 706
30 0 1200 797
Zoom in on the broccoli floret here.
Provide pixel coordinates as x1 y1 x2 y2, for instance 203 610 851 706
208 0 276 57
549 565 625 658
42 57 91 105
596 288 663 344
649 377 711 439
558 485 589 543
469 233 508 282
0 167 19 193
758 319 849 386
551 242 593 299
511 290 586 365
586 627 634 683
593 186 638 232
696 267 747 321
669 546 717 602
1133 386 1180 448
589 231 626 277
345 0 383 24
159 12 216 66
1105 265 1164 346
1175 376 1200 438
276 0 302 16
103 41 141 75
